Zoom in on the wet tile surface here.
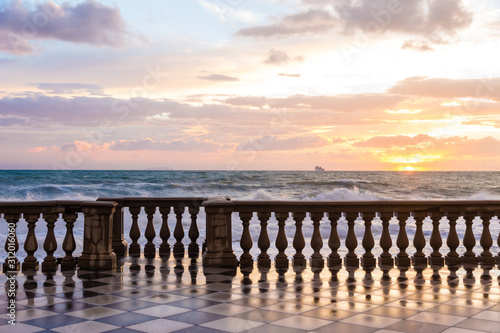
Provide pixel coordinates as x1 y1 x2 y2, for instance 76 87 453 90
1 255 499 332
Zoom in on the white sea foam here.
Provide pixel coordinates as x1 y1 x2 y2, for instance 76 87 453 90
301 186 392 201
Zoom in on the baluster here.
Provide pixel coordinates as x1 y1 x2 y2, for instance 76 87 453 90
22 213 40 272
479 213 495 266
239 212 253 268
361 212 376 269
159 206 171 257
188 206 200 255
129 207 141 257
61 212 78 270
462 213 478 265
327 212 342 268
292 212 306 268
257 212 271 267
344 212 359 267
395 213 410 268
497 213 500 266
42 213 59 272
445 213 461 267
378 212 394 268
3 213 21 272
173 205 185 256
144 206 157 258
428 214 444 266
310 212 324 268
412 212 428 267
275 212 289 269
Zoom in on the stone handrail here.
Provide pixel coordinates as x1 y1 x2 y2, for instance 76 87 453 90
2 198 500 273
203 199 500 271
97 197 206 258
0 200 117 272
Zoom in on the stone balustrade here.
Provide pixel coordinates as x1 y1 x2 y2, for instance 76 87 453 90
2 198 500 273
96 197 206 258
204 199 500 271
0 201 116 272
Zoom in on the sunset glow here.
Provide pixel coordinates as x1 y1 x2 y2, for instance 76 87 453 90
1 0 500 170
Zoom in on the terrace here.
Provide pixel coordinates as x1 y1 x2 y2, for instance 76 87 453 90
1 197 500 332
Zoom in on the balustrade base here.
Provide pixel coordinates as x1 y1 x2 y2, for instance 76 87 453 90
293 257 306 268
22 261 39 272
361 257 376 269
42 260 58 273
129 245 141 257
3 261 19 273
479 256 495 266
78 252 116 270
378 256 394 267
310 257 325 268
412 256 428 267
328 256 342 267
462 255 478 266
112 239 129 257
428 255 444 267
61 258 77 271
159 246 171 258
188 244 200 256
275 257 289 269
239 257 254 268
173 245 185 257
203 251 238 268
143 245 156 259
445 256 461 267
395 256 411 268
258 256 271 268
344 257 359 268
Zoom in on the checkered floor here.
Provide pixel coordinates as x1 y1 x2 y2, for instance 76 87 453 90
1 256 500 333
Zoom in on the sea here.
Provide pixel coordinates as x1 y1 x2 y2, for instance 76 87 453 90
1 170 500 260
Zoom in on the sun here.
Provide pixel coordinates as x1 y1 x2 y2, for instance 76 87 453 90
398 165 417 171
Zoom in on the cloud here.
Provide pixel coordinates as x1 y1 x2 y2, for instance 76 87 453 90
334 0 472 36
263 49 304 66
110 138 229 152
238 0 472 46
224 93 405 112
27 147 47 153
28 82 105 95
401 39 434 52
389 76 500 101
353 134 435 148
197 74 239 82
354 134 500 166
60 140 107 152
0 95 167 126
0 0 129 55
278 73 301 78
236 135 332 151
0 115 27 126
199 0 257 24
237 9 337 38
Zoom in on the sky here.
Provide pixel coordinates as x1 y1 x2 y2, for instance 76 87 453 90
1 0 500 171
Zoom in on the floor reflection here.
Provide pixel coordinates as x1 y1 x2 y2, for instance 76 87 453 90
2 255 500 332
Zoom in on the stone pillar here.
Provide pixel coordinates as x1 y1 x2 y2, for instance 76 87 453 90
97 198 128 257
78 202 117 270
203 197 238 268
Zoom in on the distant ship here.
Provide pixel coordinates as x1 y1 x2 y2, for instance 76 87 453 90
315 166 325 171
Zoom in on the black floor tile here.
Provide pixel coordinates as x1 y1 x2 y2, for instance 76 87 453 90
38 300 95 313
167 298 221 310
166 310 226 325
106 299 158 311
23 314 86 329
95 312 157 326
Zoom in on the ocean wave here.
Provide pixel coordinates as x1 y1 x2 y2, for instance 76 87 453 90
301 187 392 201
